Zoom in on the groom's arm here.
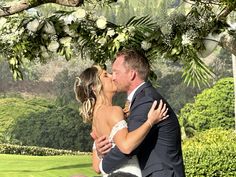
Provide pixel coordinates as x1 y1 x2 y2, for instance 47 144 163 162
99 99 154 173
100 146 131 174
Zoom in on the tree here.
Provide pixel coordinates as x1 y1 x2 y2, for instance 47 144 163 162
0 0 236 127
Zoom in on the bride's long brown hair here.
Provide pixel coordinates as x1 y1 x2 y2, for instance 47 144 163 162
74 65 104 123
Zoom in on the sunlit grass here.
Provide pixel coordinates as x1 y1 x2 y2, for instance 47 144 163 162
0 154 98 177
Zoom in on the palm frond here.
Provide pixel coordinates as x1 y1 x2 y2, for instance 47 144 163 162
182 54 214 88
126 16 156 29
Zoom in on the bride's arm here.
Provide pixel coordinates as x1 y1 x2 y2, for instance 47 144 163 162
92 147 101 174
111 100 168 154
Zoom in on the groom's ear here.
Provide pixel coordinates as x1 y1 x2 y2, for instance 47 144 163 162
130 70 136 81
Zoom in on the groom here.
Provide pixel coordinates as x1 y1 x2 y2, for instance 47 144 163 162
95 49 185 177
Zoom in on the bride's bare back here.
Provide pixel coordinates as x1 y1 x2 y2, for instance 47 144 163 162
92 105 124 138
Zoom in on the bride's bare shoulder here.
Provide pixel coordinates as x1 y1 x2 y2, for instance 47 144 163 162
111 106 123 114
106 106 124 126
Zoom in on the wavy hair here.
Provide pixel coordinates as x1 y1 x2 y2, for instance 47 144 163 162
74 65 103 123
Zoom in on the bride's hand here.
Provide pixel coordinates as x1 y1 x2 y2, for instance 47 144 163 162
147 100 169 126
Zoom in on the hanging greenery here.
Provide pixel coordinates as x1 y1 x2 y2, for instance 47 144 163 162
0 0 235 87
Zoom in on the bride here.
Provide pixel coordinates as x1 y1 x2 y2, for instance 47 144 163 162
74 65 168 177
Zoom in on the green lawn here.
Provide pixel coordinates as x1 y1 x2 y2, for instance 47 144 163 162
0 154 98 177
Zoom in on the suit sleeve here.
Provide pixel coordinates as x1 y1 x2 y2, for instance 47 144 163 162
101 97 154 173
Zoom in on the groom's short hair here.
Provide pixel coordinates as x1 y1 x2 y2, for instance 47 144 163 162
115 48 150 81
107 171 138 177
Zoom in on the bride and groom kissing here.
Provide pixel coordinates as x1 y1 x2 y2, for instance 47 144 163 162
74 49 185 177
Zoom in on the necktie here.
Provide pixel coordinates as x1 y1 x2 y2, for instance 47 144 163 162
123 100 131 118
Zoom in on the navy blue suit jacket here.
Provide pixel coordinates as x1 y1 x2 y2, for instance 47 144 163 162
102 82 185 177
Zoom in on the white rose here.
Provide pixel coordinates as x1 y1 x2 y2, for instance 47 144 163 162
181 34 191 46
47 41 60 52
107 29 115 37
141 41 152 50
26 19 40 32
72 8 86 20
96 16 107 29
60 37 72 46
43 21 56 34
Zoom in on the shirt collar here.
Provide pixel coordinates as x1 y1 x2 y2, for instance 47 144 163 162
127 82 145 102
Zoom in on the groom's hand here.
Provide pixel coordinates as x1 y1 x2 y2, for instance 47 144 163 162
95 135 112 157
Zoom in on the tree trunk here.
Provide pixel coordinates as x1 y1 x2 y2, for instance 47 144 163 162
219 32 236 56
232 54 236 131
0 0 83 17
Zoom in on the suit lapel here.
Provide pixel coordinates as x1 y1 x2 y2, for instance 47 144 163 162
130 82 152 108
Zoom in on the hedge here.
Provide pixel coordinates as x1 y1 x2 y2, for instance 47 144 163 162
183 128 236 176
0 143 91 156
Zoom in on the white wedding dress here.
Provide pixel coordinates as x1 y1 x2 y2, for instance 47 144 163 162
101 120 142 177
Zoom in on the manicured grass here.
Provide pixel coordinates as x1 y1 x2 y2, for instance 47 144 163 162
0 154 98 177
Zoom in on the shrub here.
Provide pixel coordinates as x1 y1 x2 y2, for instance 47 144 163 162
179 77 234 137
10 105 93 152
183 128 236 177
0 143 91 156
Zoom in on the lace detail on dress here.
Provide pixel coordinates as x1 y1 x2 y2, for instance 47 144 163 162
109 120 128 142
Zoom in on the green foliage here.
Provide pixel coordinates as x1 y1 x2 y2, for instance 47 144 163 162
53 69 77 106
0 143 90 156
1 0 233 86
10 105 92 152
157 71 204 114
0 97 53 137
183 128 236 176
0 96 92 152
179 77 234 137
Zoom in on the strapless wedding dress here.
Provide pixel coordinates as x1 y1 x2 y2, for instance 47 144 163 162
102 120 142 177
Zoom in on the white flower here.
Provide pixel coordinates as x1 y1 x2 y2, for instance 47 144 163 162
63 25 78 37
97 37 107 46
96 16 107 29
47 40 60 52
40 45 47 52
26 19 40 32
62 15 75 25
43 21 56 34
60 37 72 46
0 17 7 28
41 51 50 58
107 29 115 37
72 8 86 20
141 41 152 50
228 22 236 30
116 33 127 42
181 34 192 46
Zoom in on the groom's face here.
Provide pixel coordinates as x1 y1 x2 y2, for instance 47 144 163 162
112 55 130 92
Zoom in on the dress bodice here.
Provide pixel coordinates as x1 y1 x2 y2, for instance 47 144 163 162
102 120 142 177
